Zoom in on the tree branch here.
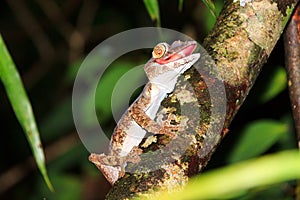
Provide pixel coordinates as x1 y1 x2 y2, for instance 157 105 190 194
283 2 300 200
106 0 299 199
284 3 300 148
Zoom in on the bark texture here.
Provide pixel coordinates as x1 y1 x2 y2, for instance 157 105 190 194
283 3 300 200
284 3 300 147
107 0 299 199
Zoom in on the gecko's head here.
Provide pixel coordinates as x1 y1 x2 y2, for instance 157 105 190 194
144 40 200 91
151 40 197 64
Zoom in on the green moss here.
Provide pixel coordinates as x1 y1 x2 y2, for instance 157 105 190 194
282 5 295 27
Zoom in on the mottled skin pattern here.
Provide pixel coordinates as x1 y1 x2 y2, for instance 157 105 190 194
89 40 200 185
129 83 180 136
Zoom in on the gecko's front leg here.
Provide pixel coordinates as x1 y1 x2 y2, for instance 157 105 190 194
129 83 185 138
129 104 183 138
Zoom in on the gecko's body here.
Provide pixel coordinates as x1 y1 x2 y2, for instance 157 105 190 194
89 40 200 185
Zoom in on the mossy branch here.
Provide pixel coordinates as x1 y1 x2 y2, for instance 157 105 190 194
107 0 299 199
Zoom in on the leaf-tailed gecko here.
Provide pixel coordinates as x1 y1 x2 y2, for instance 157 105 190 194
89 40 200 185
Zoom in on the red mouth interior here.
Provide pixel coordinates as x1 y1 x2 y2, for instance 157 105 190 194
155 44 196 64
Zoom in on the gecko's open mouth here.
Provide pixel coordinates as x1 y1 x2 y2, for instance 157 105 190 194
155 41 197 64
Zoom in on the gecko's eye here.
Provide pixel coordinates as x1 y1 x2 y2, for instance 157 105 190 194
152 43 168 59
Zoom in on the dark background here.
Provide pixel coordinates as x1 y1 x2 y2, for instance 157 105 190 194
0 0 296 199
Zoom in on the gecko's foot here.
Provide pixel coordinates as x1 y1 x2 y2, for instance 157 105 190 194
89 153 107 165
126 146 143 163
158 113 186 137
89 152 125 167
89 153 124 185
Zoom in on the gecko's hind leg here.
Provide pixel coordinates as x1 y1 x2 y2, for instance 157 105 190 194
89 146 143 173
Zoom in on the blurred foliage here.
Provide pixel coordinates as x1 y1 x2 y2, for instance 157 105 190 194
143 0 161 26
143 150 300 200
226 120 287 163
202 0 218 18
0 35 53 191
0 0 297 200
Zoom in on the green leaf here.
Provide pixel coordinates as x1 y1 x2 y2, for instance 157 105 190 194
202 0 217 19
258 66 287 103
203 0 223 33
143 0 161 26
178 0 184 11
151 150 300 200
0 35 53 191
227 120 287 163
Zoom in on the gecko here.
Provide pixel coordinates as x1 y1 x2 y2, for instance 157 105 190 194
89 40 201 185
